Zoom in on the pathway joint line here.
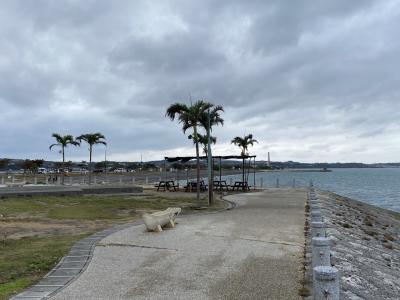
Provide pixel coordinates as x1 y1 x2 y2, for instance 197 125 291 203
65 255 92 258
96 242 179 251
207 234 304 247
35 285 64 287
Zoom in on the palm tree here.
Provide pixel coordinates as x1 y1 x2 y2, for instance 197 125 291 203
49 133 80 183
231 134 258 183
166 100 223 205
76 133 107 185
189 133 216 156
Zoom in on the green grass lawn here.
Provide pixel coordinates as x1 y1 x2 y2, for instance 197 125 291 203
0 193 202 220
0 235 87 300
0 192 225 299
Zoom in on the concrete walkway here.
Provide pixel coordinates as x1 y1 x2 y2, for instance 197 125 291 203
52 189 306 300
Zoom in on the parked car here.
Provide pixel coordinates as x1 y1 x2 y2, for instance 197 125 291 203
38 168 47 174
114 168 127 173
70 168 88 174
93 169 104 173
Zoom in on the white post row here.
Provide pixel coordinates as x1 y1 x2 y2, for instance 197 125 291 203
309 191 340 300
313 266 339 300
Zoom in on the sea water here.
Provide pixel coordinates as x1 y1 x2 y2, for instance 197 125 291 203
222 168 400 213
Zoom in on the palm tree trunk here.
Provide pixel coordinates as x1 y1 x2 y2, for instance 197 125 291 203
242 157 245 188
62 146 65 185
89 145 92 185
194 126 200 206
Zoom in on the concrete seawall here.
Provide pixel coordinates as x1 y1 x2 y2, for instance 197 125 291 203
308 191 400 299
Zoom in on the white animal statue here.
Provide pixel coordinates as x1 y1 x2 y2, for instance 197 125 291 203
142 207 182 232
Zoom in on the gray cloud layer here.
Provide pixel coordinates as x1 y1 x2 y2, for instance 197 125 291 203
1 0 399 163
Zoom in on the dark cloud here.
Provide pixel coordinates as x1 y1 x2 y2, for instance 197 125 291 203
0 0 399 163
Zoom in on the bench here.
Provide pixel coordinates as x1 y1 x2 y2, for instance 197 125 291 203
184 181 207 192
154 181 179 191
213 180 229 191
142 207 182 232
5 181 26 187
231 181 250 191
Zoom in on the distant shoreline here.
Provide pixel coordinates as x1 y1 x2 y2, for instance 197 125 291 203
259 168 332 172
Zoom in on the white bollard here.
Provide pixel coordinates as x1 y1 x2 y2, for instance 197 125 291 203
311 203 320 210
312 237 331 269
145 176 149 184
12 176 15 183
34 176 37 185
57 176 61 185
132 176 135 184
94 176 97 184
311 210 322 222
313 266 340 300
1 176 4 184
311 221 326 238
119 177 122 184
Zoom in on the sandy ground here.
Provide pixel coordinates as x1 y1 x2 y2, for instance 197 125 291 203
51 189 306 300
315 191 400 300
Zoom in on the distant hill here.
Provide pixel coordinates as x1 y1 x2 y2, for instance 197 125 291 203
1 157 399 171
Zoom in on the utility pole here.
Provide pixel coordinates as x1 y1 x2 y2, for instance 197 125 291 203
207 109 213 206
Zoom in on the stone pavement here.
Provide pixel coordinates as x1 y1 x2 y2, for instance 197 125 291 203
48 189 305 299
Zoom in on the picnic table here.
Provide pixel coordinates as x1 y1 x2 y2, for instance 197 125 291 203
184 180 207 192
231 181 250 191
155 180 179 191
213 180 229 191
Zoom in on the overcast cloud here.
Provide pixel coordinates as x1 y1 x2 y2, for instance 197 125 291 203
1 0 400 163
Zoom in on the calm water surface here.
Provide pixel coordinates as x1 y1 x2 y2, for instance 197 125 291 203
222 168 400 213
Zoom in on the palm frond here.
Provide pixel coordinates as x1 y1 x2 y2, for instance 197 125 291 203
166 103 188 120
49 143 59 151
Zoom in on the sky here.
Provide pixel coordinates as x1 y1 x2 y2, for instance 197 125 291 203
1 0 400 163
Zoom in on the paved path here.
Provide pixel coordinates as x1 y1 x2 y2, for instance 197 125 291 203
52 189 306 300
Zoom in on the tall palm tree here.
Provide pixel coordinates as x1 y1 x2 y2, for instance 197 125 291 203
166 100 223 205
76 133 107 185
49 133 80 184
231 134 258 183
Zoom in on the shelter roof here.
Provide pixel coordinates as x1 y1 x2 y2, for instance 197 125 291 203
165 155 256 163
